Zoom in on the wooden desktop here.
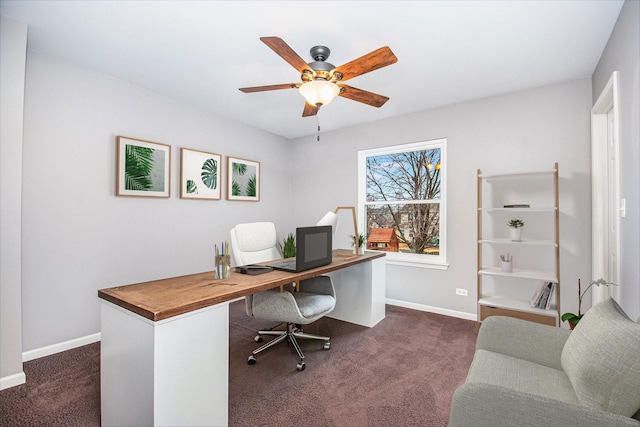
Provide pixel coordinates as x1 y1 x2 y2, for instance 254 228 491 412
98 249 385 426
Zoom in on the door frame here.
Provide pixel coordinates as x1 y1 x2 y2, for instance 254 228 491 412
591 71 620 303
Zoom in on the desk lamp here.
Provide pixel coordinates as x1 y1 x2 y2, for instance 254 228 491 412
317 206 359 255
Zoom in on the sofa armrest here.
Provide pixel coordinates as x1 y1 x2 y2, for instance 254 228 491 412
477 316 571 369
449 383 640 427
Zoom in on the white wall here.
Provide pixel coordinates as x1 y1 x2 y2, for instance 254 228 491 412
0 15 27 389
290 78 595 321
591 0 640 321
20 52 292 352
8 2 639 362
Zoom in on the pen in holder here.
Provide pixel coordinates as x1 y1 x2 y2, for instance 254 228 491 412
215 241 231 279
215 255 231 279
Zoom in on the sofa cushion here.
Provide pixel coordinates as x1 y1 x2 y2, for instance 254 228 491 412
467 349 579 405
561 297 640 417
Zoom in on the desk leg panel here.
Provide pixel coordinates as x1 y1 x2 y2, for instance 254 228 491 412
155 303 229 427
101 301 229 427
101 302 155 427
328 255 386 327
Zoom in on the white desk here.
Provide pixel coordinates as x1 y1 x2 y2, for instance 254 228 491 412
99 250 386 426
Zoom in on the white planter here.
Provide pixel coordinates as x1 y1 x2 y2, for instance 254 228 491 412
508 227 522 241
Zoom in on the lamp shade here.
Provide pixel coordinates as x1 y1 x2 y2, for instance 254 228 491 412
299 80 340 107
316 211 339 233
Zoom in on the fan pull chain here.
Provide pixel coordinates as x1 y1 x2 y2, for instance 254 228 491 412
317 115 321 142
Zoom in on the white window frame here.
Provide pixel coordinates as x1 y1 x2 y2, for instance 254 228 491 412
358 138 448 269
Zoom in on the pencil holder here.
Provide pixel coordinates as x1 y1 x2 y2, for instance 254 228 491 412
501 260 513 273
215 254 231 279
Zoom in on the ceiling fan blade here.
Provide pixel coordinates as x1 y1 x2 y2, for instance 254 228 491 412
302 102 319 117
260 37 311 74
338 85 389 107
333 46 398 82
239 83 300 93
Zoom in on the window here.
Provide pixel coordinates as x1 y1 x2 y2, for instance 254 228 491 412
358 139 447 268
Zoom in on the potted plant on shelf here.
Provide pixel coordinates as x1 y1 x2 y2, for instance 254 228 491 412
278 233 296 258
350 232 366 255
507 219 524 241
561 278 618 329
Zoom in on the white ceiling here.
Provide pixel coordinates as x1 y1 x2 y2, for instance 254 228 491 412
1 1 624 139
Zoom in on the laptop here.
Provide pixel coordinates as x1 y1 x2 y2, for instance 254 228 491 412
267 225 333 272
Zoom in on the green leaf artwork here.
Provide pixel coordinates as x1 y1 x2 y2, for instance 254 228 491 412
232 180 241 196
186 179 198 194
246 175 256 197
201 158 217 189
233 162 247 175
124 145 154 191
228 157 259 200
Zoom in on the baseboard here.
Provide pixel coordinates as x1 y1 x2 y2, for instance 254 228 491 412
386 298 477 321
22 332 101 362
0 371 26 390
17 298 470 364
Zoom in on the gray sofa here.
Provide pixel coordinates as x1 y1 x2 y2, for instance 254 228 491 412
449 298 640 427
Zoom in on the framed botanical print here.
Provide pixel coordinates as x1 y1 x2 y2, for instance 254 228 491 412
116 136 171 198
227 156 260 201
180 148 222 200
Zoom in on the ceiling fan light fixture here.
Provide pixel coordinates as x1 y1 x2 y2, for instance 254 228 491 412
299 80 340 107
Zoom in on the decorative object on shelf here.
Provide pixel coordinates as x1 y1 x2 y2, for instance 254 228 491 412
350 232 367 255
214 241 231 280
180 148 222 200
507 218 524 241
500 254 513 272
116 136 171 198
561 278 618 329
278 233 296 258
227 156 260 201
530 281 556 309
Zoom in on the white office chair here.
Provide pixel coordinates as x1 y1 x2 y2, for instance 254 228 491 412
230 222 336 371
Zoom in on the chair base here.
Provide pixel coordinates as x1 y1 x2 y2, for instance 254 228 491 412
247 323 330 371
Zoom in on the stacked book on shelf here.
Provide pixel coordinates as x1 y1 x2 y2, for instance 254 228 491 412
530 281 556 309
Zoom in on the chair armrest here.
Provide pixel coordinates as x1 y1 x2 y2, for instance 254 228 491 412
477 316 570 369
449 383 640 427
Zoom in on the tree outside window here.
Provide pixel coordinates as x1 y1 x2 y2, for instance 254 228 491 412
358 139 446 267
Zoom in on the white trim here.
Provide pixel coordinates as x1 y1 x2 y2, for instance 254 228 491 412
591 71 621 303
0 371 26 390
358 138 447 266
385 258 449 270
386 298 476 321
22 332 101 362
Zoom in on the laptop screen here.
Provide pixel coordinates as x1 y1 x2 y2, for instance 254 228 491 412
297 225 332 270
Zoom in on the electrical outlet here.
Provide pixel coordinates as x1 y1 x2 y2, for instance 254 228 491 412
456 288 468 296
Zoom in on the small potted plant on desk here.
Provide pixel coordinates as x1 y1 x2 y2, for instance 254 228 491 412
507 219 524 241
278 233 296 258
350 232 366 255
561 278 618 329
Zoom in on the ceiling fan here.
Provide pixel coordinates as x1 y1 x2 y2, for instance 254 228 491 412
239 37 398 117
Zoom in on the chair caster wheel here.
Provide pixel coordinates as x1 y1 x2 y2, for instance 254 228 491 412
323 342 331 350
247 355 256 365
254 335 263 343
296 361 306 371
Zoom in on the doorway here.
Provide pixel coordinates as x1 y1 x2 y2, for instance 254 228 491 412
591 72 621 303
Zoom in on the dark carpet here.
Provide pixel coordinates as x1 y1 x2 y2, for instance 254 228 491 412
1 300 477 426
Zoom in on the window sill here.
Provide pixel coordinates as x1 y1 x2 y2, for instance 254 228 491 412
385 258 449 270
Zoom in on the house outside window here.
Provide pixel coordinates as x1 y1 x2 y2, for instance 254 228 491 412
358 139 447 269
